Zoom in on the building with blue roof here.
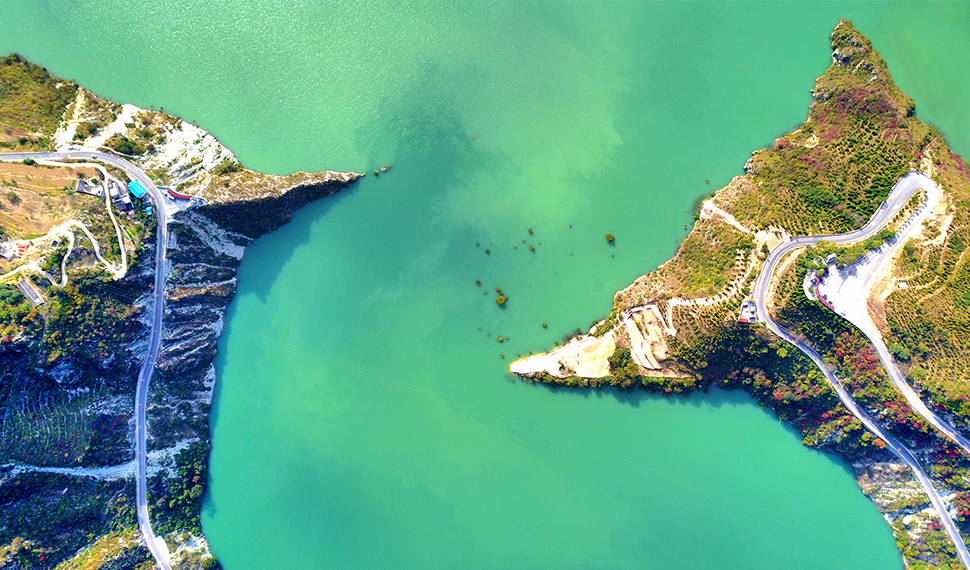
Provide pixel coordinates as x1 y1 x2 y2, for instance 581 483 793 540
128 180 147 198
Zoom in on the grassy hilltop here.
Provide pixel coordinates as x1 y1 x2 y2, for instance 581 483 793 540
0 54 77 149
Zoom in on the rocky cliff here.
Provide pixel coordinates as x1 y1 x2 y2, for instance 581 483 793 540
0 56 361 570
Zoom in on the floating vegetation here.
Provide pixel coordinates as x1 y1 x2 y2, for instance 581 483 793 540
475 280 481 286
606 233 615 242
542 322 547 328
529 245 535 251
495 295 507 306
485 249 490 254
498 337 504 342
528 228 533 234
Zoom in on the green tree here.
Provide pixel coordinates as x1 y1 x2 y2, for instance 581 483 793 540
608 347 639 379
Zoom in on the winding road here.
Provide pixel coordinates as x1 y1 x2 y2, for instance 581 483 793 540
0 150 172 569
815 176 970 456
754 171 970 568
1 150 965 567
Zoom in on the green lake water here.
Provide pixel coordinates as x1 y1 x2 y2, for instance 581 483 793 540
4 2 970 568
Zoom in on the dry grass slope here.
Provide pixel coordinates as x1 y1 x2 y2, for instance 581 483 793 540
0 55 77 148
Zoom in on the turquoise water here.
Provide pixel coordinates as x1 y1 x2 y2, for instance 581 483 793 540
4 2 970 568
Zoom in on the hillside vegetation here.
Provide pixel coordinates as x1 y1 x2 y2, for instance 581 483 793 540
525 19 970 569
0 54 160 570
0 55 76 148
0 48 353 570
735 23 927 235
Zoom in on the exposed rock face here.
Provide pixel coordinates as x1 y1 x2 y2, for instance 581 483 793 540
146 175 363 452
103 176 360 569
0 59 363 568
510 307 689 381
199 171 360 239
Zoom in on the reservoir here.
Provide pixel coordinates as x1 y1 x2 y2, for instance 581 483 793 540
3 2 970 568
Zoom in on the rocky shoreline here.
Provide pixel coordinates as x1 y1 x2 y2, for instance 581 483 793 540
143 172 360 567
0 67 362 569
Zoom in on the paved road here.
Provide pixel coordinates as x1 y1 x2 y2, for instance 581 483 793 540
815 177 970 458
0 150 172 569
754 171 970 569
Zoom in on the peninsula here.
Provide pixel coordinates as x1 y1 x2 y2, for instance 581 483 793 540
0 54 360 569
513 20 970 569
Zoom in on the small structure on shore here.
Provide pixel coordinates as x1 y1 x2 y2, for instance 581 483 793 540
16 277 44 307
161 186 192 200
109 181 132 210
737 297 758 324
74 178 105 197
127 180 148 199
0 241 17 260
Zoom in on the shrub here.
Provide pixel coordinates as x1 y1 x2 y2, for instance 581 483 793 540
608 347 639 379
111 137 135 155
213 159 239 176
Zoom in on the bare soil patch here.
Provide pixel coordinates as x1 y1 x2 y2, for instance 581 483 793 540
0 163 98 237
